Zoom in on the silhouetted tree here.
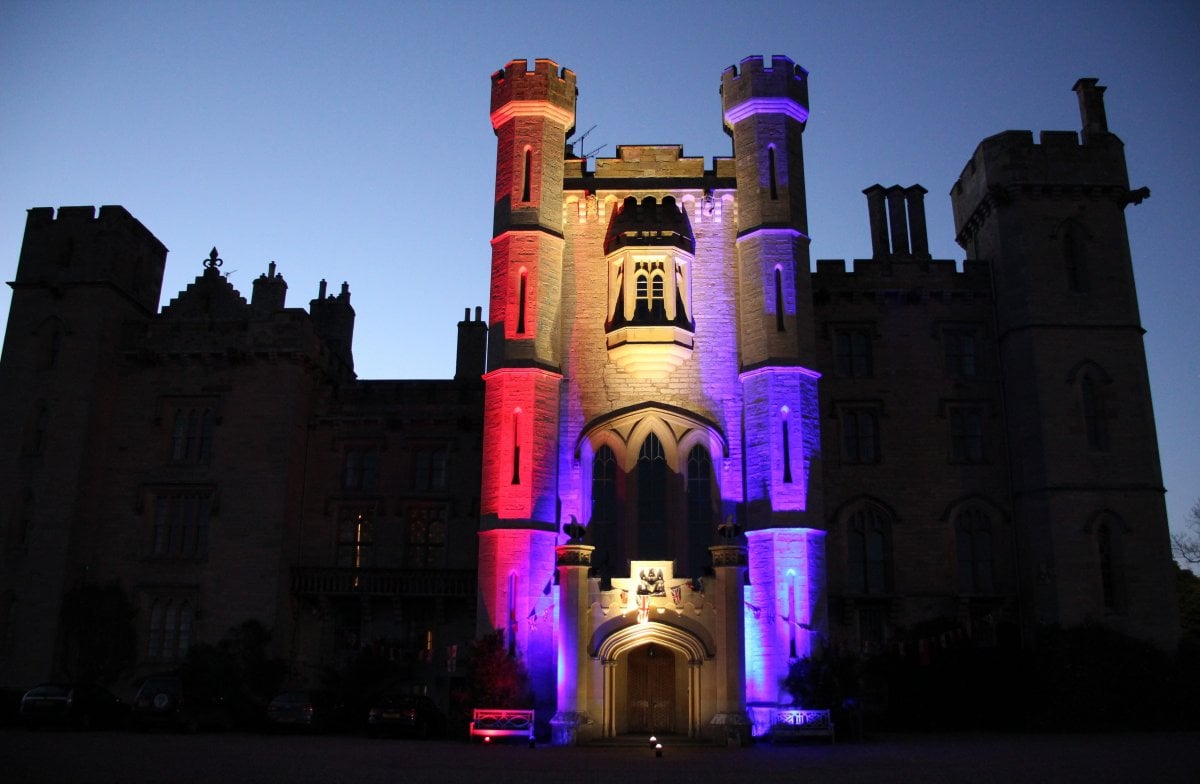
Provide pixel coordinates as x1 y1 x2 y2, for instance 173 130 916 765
181 619 286 729
1171 499 1200 565
57 580 137 685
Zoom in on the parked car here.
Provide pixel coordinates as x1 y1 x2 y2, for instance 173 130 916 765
19 683 129 730
264 690 346 733
131 675 234 732
366 694 443 738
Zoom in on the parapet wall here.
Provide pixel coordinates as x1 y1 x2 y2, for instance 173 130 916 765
951 129 1130 243
720 55 809 111
813 257 991 296
490 58 577 116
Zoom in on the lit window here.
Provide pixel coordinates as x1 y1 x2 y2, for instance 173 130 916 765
337 510 372 569
406 505 447 567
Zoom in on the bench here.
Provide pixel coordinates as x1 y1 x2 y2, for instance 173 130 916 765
469 708 535 746
768 709 835 743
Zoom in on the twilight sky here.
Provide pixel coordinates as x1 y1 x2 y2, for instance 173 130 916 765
2 1 1197 555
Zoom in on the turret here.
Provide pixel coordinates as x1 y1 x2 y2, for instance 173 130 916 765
486 59 577 372
721 55 815 367
950 79 1177 650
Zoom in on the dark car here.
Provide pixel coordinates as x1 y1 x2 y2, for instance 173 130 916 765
19 683 129 730
366 694 443 738
131 675 234 732
264 690 346 733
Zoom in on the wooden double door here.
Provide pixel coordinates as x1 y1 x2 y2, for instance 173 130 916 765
626 644 675 733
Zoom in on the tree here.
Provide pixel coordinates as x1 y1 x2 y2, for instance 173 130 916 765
1171 499 1200 565
57 580 138 685
460 632 533 709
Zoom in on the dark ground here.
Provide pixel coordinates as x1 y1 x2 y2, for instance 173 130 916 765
1 728 1196 784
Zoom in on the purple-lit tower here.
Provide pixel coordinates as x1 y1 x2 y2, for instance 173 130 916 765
478 56 825 745
721 57 826 717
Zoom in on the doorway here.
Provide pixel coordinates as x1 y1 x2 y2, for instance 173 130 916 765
626 643 675 733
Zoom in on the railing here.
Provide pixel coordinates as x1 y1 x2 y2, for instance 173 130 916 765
291 567 477 597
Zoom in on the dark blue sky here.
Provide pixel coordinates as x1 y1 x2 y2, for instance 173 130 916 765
2 1 1197 548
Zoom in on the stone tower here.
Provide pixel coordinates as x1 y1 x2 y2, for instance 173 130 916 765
950 79 1178 649
477 59 578 714
721 56 826 707
0 206 167 686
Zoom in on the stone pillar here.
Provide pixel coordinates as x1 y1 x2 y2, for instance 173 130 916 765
550 543 594 745
708 543 752 746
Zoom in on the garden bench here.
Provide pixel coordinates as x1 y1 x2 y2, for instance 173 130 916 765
469 708 535 746
768 708 835 743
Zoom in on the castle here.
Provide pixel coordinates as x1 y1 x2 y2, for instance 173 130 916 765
0 56 1179 743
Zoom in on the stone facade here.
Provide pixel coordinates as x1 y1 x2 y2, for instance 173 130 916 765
0 58 1178 742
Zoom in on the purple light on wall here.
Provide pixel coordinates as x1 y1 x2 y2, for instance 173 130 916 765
744 528 826 708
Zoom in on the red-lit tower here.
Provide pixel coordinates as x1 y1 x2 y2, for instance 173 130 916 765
478 60 577 705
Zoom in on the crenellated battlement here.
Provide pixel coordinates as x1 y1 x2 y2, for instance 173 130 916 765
813 257 991 289
720 55 809 125
25 204 164 247
490 58 577 128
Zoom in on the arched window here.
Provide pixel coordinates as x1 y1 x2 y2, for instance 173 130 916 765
1081 375 1109 451
650 273 665 317
147 599 193 661
1063 221 1088 292
780 406 793 484
47 327 61 369
768 146 779 201
635 273 649 306
591 446 618 580
637 433 668 559
511 409 522 485
774 267 786 332
172 407 215 463
955 507 994 594
521 148 533 203
516 269 528 335
686 445 714 575
847 503 891 595
1097 517 1118 609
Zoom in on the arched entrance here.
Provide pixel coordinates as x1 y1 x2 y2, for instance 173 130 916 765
595 621 709 738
